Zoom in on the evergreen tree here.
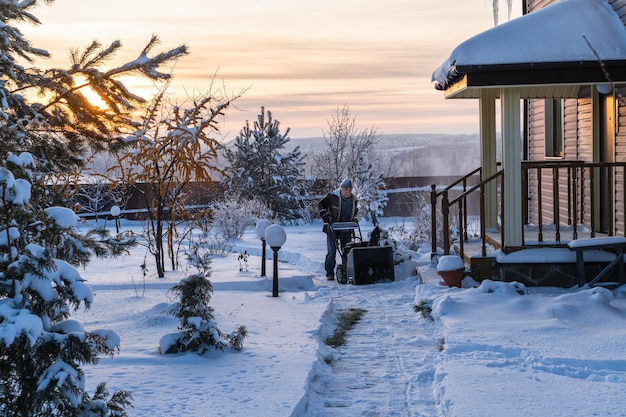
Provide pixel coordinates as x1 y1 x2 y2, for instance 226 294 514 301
159 259 247 355
224 107 308 221
0 2 187 415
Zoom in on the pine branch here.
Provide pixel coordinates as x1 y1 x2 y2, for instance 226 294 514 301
105 35 189 80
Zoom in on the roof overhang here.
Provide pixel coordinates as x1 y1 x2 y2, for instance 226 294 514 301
432 0 626 100
442 60 626 99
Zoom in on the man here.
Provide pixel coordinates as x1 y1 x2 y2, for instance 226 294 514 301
318 178 359 280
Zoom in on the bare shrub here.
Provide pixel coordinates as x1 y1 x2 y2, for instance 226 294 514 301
405 190 458 251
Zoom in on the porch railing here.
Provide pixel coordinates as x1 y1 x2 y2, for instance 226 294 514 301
431 161 626 262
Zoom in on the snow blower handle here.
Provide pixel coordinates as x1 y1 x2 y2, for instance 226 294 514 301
330 221 359 232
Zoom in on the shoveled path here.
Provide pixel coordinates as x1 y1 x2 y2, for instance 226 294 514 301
296 277 442 416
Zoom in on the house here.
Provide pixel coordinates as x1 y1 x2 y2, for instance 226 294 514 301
431 0 626 287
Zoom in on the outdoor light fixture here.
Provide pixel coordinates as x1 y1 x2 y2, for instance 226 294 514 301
255 219 272 277
597 83 613 94
110 205 121 234
265 224 287 297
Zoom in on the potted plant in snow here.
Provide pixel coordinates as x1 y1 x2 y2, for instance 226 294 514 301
436 255 465 288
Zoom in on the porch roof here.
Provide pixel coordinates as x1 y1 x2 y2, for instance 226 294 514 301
432 0 626 99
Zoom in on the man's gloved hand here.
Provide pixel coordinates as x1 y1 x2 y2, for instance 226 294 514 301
352 217 359 223
322 214 331 223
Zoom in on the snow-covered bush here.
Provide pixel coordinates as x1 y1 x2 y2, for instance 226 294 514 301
394 190 458 252
210 193 271 239
160 272 247 355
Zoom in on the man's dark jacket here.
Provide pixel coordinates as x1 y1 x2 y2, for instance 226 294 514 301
318 189 358 224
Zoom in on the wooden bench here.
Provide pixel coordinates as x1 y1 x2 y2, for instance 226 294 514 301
567 237 626 287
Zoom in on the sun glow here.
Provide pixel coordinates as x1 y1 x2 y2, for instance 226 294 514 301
73 75 108 110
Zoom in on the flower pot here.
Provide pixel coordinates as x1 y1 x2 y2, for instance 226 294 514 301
437 268 464 288
436 255 465 288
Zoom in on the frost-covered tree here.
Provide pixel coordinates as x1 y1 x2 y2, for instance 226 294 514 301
210 192 271 239
224 107 308 220
351 156 388 225
0 1 187 415
114 85 240 278
312 104 388 224
72 177 130 220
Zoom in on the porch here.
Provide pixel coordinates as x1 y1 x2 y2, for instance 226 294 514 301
431 160 626 287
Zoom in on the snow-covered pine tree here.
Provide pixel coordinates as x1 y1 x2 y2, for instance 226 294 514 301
0 153 136 417
159 260 247 355
224 107 308 221
0 2 187 415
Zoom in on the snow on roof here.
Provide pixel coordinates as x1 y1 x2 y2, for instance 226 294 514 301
432 0 626 89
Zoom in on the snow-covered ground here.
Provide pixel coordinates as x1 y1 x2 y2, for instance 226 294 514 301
76 218 626 416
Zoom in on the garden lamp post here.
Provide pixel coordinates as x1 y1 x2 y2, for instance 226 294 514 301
255 219 271 277
110 205 121 234
265 224 286 297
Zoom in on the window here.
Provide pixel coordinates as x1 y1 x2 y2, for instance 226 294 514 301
544 99 563 158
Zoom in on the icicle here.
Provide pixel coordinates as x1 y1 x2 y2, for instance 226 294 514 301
492 0 499 26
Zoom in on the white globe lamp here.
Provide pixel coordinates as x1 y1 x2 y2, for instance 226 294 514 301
265 224 287 297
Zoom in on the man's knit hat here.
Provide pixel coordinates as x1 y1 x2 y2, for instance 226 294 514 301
340 178 352 189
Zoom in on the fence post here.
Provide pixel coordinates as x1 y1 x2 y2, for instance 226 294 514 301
430 184 438 261
442 190 450 255
572 166 578 240
480 182 487 257
553 166 561 242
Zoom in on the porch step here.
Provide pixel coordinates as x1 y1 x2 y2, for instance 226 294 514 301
466 246 624 288
454 230 626 287
453 232 502 266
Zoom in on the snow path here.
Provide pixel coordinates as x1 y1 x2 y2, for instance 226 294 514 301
294 277 442 417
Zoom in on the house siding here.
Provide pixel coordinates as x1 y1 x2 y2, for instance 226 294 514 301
611 0 626 233
615 86 626 232
526 99 543 226
526 98 586 228
525 0 626 234
527 0 554 13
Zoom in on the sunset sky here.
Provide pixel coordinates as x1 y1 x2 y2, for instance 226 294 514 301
21 0 522 139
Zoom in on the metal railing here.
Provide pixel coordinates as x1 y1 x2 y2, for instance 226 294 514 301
431 161 626 261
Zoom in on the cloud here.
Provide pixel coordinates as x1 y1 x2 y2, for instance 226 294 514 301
20 0 520 138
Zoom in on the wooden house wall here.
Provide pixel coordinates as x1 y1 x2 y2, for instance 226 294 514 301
526 0 555 13
576 97 594 229
611 1 626 234
615 87 626 233
525 0 562 228
524 0 626 235
526 98 545 226
526 98 587 229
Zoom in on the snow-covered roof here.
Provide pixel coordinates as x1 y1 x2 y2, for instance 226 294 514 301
432 0 626 94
